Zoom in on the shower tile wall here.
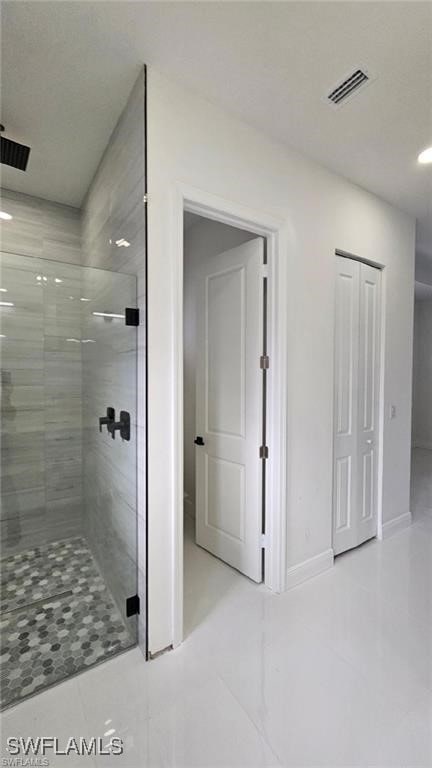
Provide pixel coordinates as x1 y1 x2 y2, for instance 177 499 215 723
0 190 81 265
81 68 146 645
0 191 83 554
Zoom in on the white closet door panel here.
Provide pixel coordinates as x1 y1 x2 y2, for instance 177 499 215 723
333 257 360 555
333 257 381 555
357 262 380 543
195 238 263 582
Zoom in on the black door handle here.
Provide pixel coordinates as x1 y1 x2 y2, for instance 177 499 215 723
194 436 205 446
99 407 115 432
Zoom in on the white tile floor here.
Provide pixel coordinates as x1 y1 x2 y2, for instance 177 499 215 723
1 451 431 767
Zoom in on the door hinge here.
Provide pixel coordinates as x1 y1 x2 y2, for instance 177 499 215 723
259 445 269 459
126 594 140 617
262 263 269 278
260 355 270 369
260 533 269 549
143 194 148 204
125 307 140 326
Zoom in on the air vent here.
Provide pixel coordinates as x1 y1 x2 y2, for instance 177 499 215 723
0 136 31 171
327 68 371 107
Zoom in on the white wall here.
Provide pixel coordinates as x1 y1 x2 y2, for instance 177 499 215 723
147 68 416 654
183 216 255 517
412 296 432 449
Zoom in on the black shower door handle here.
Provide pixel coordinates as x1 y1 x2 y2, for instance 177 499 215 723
99 407 115 432
107 410 131 441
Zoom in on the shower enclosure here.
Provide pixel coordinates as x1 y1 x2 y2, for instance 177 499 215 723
0 250 139 709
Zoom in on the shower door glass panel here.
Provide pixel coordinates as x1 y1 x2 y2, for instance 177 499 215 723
81 263 138 639
0 252 137 709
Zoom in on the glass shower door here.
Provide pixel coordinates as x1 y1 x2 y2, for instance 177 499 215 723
0 252 138 709
81 264 138 638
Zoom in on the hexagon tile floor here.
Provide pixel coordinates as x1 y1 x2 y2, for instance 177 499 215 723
0 537 135 710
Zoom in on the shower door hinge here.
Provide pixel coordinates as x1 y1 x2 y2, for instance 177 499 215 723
259 445 269 459
143 194 148 204
260 533 269 549
260 355 270 369
125 308 140 326
126 594 140 617
262 263 269 278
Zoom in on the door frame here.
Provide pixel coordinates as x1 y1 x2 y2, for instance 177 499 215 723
333 249 387 545
172 183 288 646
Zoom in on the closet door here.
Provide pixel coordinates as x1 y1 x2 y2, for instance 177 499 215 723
356 262 381 545
333 257 380 555
333 257 361 555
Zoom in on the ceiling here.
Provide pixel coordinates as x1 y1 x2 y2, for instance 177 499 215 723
0 3 142 208
1 1 431 258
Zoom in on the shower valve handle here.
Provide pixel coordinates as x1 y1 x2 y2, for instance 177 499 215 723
107 410 131 442
99 407 115 432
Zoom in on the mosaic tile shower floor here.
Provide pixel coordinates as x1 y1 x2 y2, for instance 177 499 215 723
0 537 134 710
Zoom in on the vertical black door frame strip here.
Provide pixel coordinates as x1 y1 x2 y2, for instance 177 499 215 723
144 64 150 659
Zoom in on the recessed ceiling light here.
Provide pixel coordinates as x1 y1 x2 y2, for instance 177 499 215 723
418 147 432 164
80 297 91 302
55 278 63 284
0 301 14 307
115 238 131 248
0 288 7 293
0 211 13 221
0 334 6 339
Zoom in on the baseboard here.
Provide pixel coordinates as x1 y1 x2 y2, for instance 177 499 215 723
285 548 334 590
381 511 412 539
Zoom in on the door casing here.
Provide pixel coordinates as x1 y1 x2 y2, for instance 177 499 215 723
172 184 289 647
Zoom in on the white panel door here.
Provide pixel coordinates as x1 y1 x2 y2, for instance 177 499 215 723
357 262 381 544
333 257 380 555
333 257 360 555
195 238 264 581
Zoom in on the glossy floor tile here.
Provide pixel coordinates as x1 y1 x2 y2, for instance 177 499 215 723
2 496 431 766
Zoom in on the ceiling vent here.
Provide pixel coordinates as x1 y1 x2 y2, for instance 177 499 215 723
0 126 31 171
327 68 373 108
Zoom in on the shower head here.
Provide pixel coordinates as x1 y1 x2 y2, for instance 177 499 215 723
0 125 31 171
